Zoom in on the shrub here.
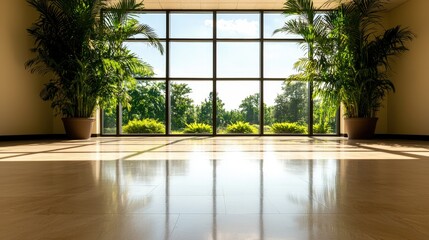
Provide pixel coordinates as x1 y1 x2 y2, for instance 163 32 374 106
313 122 334 134
226 121 258 134
263 125 272 133
271 122 307 134
183 123 212 133
103 128 116 134
123 118 165 134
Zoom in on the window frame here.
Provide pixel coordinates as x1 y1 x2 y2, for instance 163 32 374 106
101 10 340 136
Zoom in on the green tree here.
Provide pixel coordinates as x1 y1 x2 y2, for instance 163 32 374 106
195 92 225 127
239 94 259 124
264 105 275 126
222 110 244 126
171 83 195 130
274 81 308 123
123 81 165 124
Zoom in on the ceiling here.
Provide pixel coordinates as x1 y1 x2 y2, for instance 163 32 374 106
141 0 409 10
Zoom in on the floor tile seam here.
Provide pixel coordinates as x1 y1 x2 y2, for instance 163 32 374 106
348 143 429 160
147 143 346 146
0 142 107 161
115 137 208 162
122 157 423 161
0 149 376 154
165 213 375 216
169 213 182 240
49 151 152 153
144 150 374 153
0 212 352 216
308 193 337 213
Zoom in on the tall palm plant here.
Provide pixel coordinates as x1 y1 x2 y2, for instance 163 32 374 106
276 0 414 120
333 0 414 118
26 0 163 118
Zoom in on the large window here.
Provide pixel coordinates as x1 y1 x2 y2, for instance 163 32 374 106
102 11 338 136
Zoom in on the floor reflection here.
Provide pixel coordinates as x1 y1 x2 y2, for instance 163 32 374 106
96 143 336 239
1 137 429 239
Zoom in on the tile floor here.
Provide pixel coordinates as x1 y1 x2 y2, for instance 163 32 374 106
1 136 429 239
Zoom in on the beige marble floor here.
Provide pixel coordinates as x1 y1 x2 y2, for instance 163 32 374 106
1 136 429 239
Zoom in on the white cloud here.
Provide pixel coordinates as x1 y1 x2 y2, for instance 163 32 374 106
204 19 259 37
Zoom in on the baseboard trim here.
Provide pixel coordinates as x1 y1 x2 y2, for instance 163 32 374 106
374 134 429 141
0 134 99 141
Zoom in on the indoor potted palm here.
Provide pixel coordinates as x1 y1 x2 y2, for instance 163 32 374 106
26 0 163 139
276 0 414 139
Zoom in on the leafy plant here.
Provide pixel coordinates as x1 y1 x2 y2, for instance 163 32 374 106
313 122 333 134
26 0 163 118
226 121 258 134
183 123 212 134
271 122 307 134
123 118 165 134
276 0 414 118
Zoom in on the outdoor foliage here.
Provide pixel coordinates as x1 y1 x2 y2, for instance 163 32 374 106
226 121 258 134
123 81 165 124
271 122 307 134
183 123 212 134
239 94 260 124
122 118 165 134
171 83 195 130
313 122 333 134
274 82 308 123
115 80 335 134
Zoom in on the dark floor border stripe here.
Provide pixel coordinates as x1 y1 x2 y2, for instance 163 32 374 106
374 134 429 141
0 134 100 141
1 134 429 141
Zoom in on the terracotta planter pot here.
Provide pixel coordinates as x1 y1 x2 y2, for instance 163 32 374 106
344 118 378 139
62 118 95 139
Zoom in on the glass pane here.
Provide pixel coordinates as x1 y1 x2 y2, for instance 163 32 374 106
313 96 337 134
263 12 303 39
125 41 166 78
122 80 166 134
217 81 260 134
264 42 305 78
134 12 166 38
170 42 213 78
217 13 260 38
170 12 213 38
264 81 308 134
170 81 213 134
217 42 259 78
102 108 116 135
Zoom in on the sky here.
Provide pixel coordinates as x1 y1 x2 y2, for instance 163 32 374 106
128 12 305 110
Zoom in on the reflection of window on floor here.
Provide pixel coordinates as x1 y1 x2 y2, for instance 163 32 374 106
101 11 338 135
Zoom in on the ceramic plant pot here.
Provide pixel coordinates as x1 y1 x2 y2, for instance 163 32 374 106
344 118 378 139
62 118 95 139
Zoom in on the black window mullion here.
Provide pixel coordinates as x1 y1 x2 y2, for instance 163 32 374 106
213 11 217 136
166 11 171 135
260 11 264 136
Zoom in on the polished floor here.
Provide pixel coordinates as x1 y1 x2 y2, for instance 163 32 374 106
1 136 429 239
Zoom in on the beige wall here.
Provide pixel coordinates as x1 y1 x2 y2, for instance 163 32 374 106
386 0 429 135
0 1 53 136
